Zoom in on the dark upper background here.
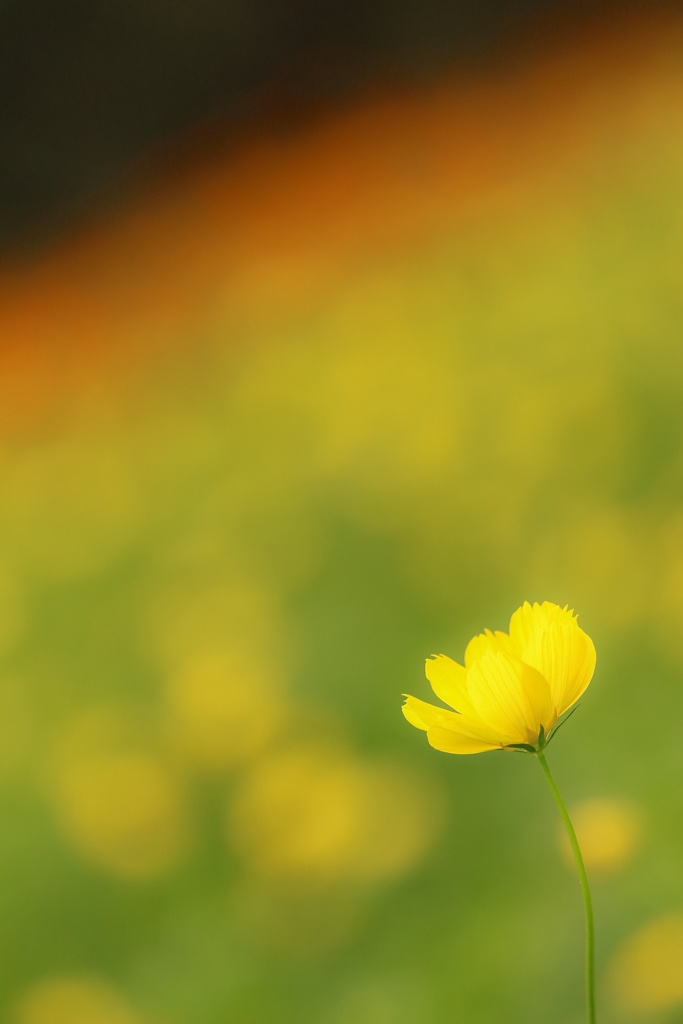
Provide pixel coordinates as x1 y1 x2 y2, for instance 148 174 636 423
0 0 665 254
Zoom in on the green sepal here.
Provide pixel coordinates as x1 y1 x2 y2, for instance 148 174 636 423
545 704 581 745
506 722 550 754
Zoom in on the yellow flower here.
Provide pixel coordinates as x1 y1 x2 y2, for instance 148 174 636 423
402 601 596 754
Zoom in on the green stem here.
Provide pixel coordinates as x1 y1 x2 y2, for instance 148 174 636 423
535 750 596 1024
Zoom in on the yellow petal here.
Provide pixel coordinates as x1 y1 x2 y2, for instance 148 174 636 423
427 725 502 755
425 655 476 715
466 651 554 745
402 695 503 750
464 629 514 668
508 601 596 714
401 695 458 732
508 601 570 652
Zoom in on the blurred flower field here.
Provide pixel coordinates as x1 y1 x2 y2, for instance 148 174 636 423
1 12 683 1024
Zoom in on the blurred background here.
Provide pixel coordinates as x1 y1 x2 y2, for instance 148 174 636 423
2 1 683 1022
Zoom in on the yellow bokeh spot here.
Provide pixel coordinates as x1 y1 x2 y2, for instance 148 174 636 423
10 976 148 1024
310 326 460 490
228 741 442 884
165 648 286 772
49 707 189 878
608 912 683 1014
349 760 444 882
232 284 461 507
559 798 642 874
145 577 285 671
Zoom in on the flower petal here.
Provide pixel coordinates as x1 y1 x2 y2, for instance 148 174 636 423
425 655 476 715
508 601 569 652
466 651 554 745
542 623 596 715
427 725 503 755
401 695 459 732
402 695 504 750
464 629 514 668
508 601 596 714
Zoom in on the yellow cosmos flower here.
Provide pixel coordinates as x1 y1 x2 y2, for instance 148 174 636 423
403 601 596 754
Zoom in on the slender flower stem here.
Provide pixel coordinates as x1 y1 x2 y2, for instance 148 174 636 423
535 750 596 1024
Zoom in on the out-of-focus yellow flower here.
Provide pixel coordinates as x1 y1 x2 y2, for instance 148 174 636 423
559 798 642 874
10 975 148 1024
403 601 595 754
608 911 683 1014
228 741 441 883
48 707 190 878
164 648 287 773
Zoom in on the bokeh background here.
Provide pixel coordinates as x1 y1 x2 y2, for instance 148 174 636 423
2 2 683 1022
